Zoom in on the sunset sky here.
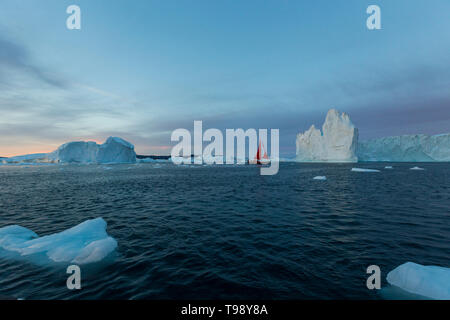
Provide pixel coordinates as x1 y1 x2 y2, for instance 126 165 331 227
0 0 449 157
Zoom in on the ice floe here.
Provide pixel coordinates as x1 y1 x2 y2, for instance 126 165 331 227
387 262 450 300
351 168 380 173
0 218 117 265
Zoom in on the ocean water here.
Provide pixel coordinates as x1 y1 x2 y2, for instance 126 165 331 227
0 162 449 300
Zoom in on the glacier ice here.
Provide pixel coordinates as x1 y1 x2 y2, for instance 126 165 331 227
313 176 327 180
0 218 117 265
296 109 358 163
351 168 380 172
358 133 450 162
387 262 450 300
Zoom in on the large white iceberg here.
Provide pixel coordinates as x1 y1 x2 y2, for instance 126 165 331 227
296 109 358 163
358 134 450 162
387 262 450 300
0 218 117 265
3 137 137 164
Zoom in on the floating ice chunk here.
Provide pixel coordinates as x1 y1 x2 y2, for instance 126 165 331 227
351 168 380 172
0 218 117 265
387 262 450 300
410 166 425 171
385 166 393 169
313 176 327 180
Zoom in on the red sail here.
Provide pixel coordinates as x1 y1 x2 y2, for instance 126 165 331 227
254 141 269 164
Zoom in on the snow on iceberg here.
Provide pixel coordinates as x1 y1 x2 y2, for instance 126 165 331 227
0 218 117 265
351 168 380 172
387 262 450 300
358 133 450 162
296 109 358 163
313 176 327 180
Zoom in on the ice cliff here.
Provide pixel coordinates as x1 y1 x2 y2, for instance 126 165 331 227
358 134 450 162
3 137 137 164
0 218 117 265
296 109 358 162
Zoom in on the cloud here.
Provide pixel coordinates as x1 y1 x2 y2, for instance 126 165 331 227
0 36 67 88
0 29 449 157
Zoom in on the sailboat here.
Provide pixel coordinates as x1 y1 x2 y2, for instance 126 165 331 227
250 141 270 165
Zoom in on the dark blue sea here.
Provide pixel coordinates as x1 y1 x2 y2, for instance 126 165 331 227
0 162 449 299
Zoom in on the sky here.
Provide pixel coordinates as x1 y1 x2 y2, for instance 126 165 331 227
0 0 449 157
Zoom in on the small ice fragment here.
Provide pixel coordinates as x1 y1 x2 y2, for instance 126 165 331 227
351 168 380 172
387 262 450 300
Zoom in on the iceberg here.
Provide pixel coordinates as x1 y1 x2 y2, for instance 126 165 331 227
387 262 450 300
384 166 393 169
294 109 449 163
358 133 450 162
0 218 117 265
96 137 136 164
50 141 99 163
2 153 50 164
296 109 358 163
351 168 380 172
313 176 327 180
410 166 425 171
4 137 137 164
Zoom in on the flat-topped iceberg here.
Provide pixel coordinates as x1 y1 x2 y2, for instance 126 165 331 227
0 218 117 265
3 137 137 164
296 109 358 163
387 262 450 300
2 153 50 164
358 133 450 162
